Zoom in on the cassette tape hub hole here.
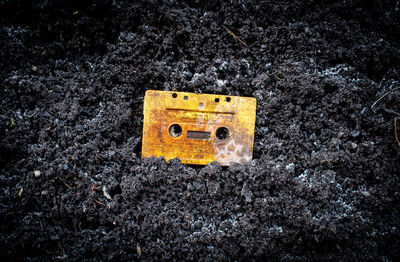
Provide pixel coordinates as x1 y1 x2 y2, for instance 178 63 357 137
216 127 229 140
184 95 188 100
172 93 177 98
169 124 182 137
215 98 220 103
225 97 231 102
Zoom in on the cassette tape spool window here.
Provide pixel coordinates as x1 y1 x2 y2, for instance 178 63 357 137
169 124 182 138
169 93 231 141
216 127 229 140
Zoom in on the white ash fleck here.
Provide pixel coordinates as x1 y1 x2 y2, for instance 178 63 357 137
362 191 371 197
34 170 41 178
190 72 204 84
267 225 283 235
218 61 228 71
241 59 250 69
217 79 227 87
285 163 295 172
297 169 309 182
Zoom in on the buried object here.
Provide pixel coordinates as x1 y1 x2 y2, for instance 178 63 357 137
142 90 257 166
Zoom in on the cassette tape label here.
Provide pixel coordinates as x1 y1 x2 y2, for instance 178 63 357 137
142 90 257 166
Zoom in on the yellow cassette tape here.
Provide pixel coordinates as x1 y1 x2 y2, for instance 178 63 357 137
141 90 257 166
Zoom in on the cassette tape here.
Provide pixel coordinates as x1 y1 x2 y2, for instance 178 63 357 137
141 90 257 166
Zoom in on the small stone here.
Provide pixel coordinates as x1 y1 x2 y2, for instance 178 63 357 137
361 191 370 197
34 170 41 177
41 190 48 196
338 131 345 138
351 142 358 149
362 142 370 147
351 130 360 137
31 65 37 71
241 183 253 202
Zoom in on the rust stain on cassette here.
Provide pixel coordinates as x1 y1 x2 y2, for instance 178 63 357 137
141 90 257 166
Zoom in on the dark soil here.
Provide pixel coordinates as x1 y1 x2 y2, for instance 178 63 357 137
1 0 400 261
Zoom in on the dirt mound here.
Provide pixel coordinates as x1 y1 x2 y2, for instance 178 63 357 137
1 0 399 260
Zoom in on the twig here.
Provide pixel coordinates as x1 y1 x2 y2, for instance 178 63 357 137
395 118 400 147
63 182 72 190
371 86 400 110
384 108 400 117
274 74 283 81
102 186 112 200
222 25 248 47
94 199 104 206
58 242 66 260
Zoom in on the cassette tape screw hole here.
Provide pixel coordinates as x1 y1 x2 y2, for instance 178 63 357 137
225 97 231 102
172 93 177 98
216 127 229 140
169 124 182 137
184 95 188 100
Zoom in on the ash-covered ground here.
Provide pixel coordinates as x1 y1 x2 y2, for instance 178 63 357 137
1 0 400 261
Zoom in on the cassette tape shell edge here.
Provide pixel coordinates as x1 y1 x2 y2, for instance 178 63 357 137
142 90 257 166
